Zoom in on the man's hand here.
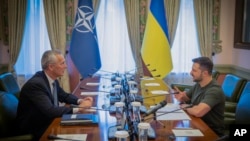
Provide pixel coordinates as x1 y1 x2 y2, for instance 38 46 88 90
173 86 189 102
78 97 93 113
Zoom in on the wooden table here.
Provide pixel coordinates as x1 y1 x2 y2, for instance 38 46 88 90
40 76 219 141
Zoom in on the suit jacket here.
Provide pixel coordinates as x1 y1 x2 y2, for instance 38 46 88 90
16 71 79 140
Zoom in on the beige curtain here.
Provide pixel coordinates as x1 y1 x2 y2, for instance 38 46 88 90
93 0 100 14
124 0 143 76
0 0 7 45
8 0 27 74
164 0 180 46
194 0 213 58
43 0 70 92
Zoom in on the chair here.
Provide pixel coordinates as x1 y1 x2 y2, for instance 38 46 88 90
0 91 33 140
222 74 247 113
212 70 220 80
224 81 250 126
235 81 250 124
0 72 20 98
0 91 19 137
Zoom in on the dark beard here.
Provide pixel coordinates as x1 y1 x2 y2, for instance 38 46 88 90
193 74 202 82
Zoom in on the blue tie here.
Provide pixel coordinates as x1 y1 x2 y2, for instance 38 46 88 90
52 82 58 106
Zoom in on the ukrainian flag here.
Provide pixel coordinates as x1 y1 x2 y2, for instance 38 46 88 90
141 0 173 79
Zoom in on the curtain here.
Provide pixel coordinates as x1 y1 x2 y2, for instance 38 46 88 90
0 0 8 45
194 0 213 58
43 0 70 92
96 0 135 74
164 0 181 46
165 0 200 86
14 0 51 87
93 0 100 14
124 0 143 76
8 0 27 75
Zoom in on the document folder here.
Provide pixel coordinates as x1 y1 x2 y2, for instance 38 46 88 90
60 114 99 126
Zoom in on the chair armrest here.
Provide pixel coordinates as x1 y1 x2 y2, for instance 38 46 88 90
225 101 237 113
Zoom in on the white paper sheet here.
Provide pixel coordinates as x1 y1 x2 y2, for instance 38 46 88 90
151 90 169 94
172 129 204 137
86 82 100 86
140 77 155 80
81 92 99 96
155 103 191 120
57 134 87 141
144 83 160 86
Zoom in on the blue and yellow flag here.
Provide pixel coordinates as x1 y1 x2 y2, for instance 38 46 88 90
141 0 173 79
69 0 101 78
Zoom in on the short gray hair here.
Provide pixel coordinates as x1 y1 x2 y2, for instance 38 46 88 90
41 49 62 70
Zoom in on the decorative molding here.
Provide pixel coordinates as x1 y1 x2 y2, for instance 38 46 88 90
212 0 222 55
139 0 147 45
214 64 250 80
65 0 74 42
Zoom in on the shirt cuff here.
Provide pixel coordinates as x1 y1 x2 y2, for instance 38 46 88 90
77 99 83 104
73 108 79 113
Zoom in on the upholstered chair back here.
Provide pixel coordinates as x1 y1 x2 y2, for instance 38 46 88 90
235 81 250 124
221 74 246 103
0 72 20 98
0 91 19 137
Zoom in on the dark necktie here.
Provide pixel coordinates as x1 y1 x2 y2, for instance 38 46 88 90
52 82 58 106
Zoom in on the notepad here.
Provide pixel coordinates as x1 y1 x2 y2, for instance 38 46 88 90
172 129 204 137
57 134 87 141
61 114 99 126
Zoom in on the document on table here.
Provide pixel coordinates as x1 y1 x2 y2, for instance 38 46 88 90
151 90 169 95
144 83 160 86
140 77 155 80
57 134 87 141
86 82 100 86
155 103 191 120
81 92 99 96
172 129 204 137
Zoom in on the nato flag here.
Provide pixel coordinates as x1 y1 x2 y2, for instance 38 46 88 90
69 0 101 78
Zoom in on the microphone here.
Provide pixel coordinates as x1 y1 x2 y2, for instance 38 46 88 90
141 104 193 121
88 73 113 80
153 74 161 77
47 134 82 141
80 86 112 94
126 64 150 73
142 92 179 99
70 105 111 111
150 69 156 72
92 68 115 74
142 100 167 117
138 74 160 80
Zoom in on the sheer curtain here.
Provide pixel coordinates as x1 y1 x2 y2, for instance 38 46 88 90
95 0 135 74
14 0 51 86
165 0 200 85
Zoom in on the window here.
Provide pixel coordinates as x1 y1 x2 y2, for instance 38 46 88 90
15 0 51 82
96 0 135 74
166 0 201 85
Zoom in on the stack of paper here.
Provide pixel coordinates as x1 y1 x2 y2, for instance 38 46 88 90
172 129 204 137
155 103 191 120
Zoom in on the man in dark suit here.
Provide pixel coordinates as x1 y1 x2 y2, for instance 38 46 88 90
16 49 93 140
